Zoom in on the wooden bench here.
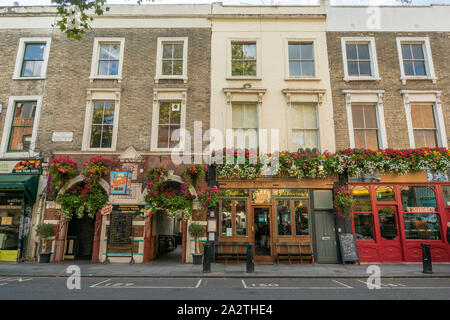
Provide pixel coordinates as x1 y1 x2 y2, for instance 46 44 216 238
215 242 249 263
275 241 314 264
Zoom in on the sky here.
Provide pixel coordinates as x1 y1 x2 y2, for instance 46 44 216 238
2 0 450 6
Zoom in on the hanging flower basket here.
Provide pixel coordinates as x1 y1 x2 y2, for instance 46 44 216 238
197 185 221 210
333 186 355 220
46 157 78 195
82 157 110 180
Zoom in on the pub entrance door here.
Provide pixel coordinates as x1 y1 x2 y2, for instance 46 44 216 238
65 215 96 260
253 207 272 262
314 211 339 263
377 206 403 262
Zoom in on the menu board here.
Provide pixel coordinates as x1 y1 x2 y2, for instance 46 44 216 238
108 206 135 247
338 233 360 264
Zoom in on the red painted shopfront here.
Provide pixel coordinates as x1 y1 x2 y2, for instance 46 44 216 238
350 182 450 262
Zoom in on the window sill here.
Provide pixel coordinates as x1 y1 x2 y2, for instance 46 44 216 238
83 147 116 152
400 76 437 85
154 76 188 84
226 77 262 81
284 77 321 81
0 151 38 158
12 76 46 80
344 76 381 82
89 76 122 83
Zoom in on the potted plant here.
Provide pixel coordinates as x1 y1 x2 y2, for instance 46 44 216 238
188 223 204 265
36 223 56 263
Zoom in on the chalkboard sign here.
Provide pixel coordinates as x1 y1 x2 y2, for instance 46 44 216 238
108 207 134 246
338 233 360 264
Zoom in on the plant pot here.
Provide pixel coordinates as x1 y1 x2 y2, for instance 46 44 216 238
192 254 203 265
39 253 51 263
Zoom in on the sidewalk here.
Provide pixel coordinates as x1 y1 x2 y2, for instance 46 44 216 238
0 261 449 278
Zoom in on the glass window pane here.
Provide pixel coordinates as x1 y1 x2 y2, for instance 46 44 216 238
357 44 370 59
442 186 450 207
276 199 292 236
300 43 313 60
24 43 45 60
365 130 379 150
411 44 424 59
103 102 115 125
346 44 357 60
220 200 233 237
401 186 437 212
358 61 371 76
352 187 372 212
173 44 184 59
243 61 256 76
101 125 113 148
232 104 245 129
0 209 22 250
376 187 395 202
170 102 181 124
305 130 318 149
235 200 247 236
291 104 303 129
378 207 398 240
157 125 169 148
347 61 359 75
403 61 414 75
162 61 173 75
289 61 301 76
404 213 441 240
413 130 427 149
303 104 317 129
292 130 305 149
98 60 110 75
410 104 424 128
301 61 315 77
163 44 173 59
90 125 102 148
294 200 309 236
232 61 243 76
9 126 33 151
109 61 119 75
421 105 436 129
172 60 183 75
232 43 243 59
353 130 366 149
169 125 181 148
92 102 104 124
352 106 365 129
288 43 301 60
413 61 426 76
244 104 258 128
363 105 378 128
401 44 412 59
423 130 437 148
159 102 170 124
243 43 256 59
354 213 374 240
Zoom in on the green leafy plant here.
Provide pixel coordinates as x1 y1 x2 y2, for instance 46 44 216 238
333 186 356 220
188 223 204 255
46 157 78 197
181 165 207 189
197 185 221 210
36 223 56 254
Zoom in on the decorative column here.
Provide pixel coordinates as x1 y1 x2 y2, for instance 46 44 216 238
91 211 103 263
142 215 152 263
181 220 187 264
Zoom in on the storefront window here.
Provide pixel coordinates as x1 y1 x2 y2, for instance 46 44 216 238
354 213 374 240
235 200 247 236
220 200 232 237
442 186 450 207
276 199 292 236
376 186 395 202
403 213 441 240
401 186 437 212
352 186 372 212
313 190 333 209
378 207 398 240
294 200 309 236
0 208 21 250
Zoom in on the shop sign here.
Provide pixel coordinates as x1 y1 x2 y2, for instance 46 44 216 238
221 189 249 197
0 160 41 174
1 217 12 225
251 189 272 204
0 193 23 206
273 189 309 198
110 171 132 195
406 207 436 213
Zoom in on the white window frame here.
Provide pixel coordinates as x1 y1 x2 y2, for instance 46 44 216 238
284 38 319 80
341 37 380 82
154 37 188 84
89 38 125 82
396 37 437 84
82 89 121 152
13 38 52 80
227 38 261 80
288 102 320 151
0 96 43 158
151 88 187 152
401 90 447 148
343 90 388 150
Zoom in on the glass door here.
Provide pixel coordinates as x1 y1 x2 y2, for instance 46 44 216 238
253 207 271 256
377 206 403 261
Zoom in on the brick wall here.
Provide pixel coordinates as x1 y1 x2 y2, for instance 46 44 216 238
327 32 450 150
0 27 211 155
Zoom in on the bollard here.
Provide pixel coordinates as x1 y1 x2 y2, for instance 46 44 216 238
421 243 433 274
203 242 211 273
246 243 254 273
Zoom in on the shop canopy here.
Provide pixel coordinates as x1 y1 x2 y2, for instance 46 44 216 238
0 175 40 204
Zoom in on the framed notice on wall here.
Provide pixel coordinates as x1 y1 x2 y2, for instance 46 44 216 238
110 171 132 195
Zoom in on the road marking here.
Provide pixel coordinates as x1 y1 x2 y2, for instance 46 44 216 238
90 279 202 289
355 279 450 290
241 280 352 290
332 280 353 289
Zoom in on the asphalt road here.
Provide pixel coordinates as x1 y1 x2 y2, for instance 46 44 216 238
0 276 449 300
